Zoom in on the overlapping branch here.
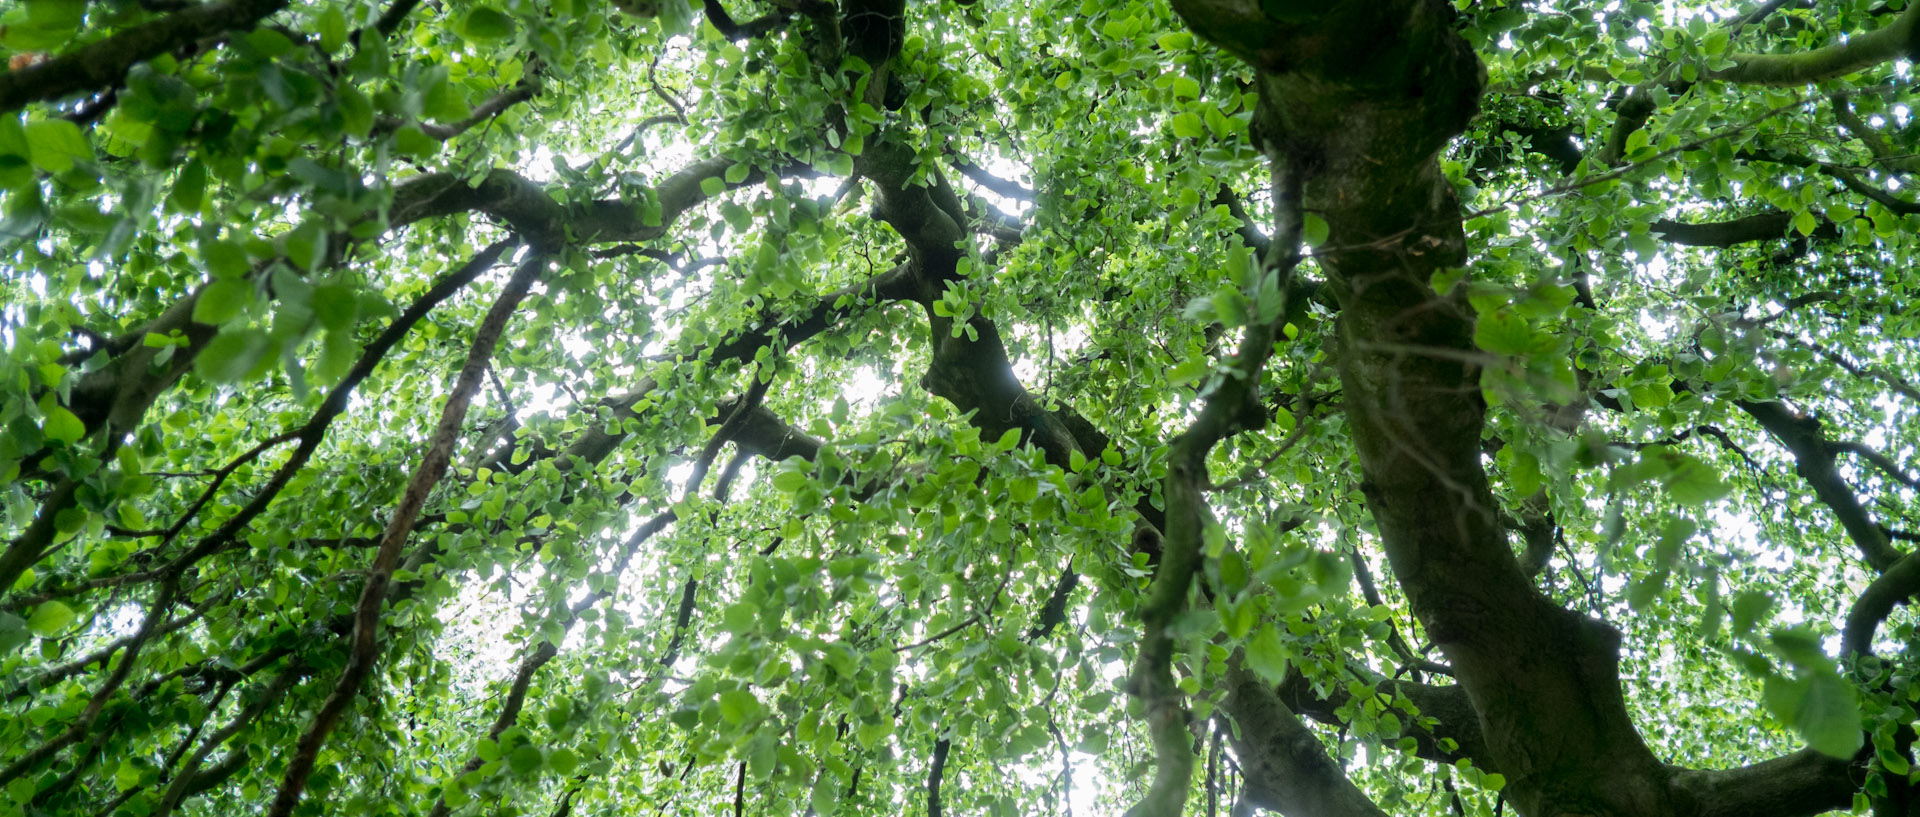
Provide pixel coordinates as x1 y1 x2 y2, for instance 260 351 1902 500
1125 156 1305 817
267 252 549 817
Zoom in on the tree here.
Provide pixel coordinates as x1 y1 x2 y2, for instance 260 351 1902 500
4 0 1920 814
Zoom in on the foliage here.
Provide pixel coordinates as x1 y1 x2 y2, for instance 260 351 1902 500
2 0 1920 816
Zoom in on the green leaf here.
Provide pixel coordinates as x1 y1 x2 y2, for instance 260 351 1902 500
394 125 440 158
462 7 516 41
1168 356 1210 386
312 284 360 332
114 760 142 792
0 613 26 655
1169 112 1204 139
721 201 753 232
1793 208 1818 237
26 0 85 28
1010 476 1039 504
423 76 472 124
41 405 83 445
1703 28 1730 56
337 84 374 139
810 773 841 816
1879 744 1912 776
26 601 74 637
203 240 251 279
194 329 272 383
1765 673 1862 759
772 469 809 494
547 747 579 775
0 119 30 189
1 18 75 50
25 119 90 173
658 0 696 36
721 601 758 633
246 28 295 57
317 6 349 53
1246 626 1290 685
1627 379 1672 409
719 689 760 724
1474 309 1533 355
1508 450 1544 496
167 160 206 213
192 278 254 325
700 176 725 196
507 745 544 775
1663 453 1730 506
1302 212 1329 247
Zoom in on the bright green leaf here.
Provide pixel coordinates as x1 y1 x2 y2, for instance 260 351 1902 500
26 601 74 637
462 7 516 41
1246 626 1290 685
25 119 90 173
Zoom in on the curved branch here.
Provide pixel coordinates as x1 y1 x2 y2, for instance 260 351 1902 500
1273 663 1494 771
1843 550 1920 657
1222 661 1390 817
1830 94 1919 176
148 238 521 580
1710 3 1920 85
0 0 290 113
1735 399 1901 571
378 74 543 142
1739 147 1920 216
1024 567 1079 641
1125 147 1307 817
1667 748 1857 817
702 0 795 40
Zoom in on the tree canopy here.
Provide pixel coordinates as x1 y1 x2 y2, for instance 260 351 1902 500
4 0 1920 815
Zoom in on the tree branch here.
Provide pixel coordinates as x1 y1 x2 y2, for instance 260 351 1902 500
926 737 952 817
0 0 291 113
1221 661 1390 817
1668 748 1857 817
1710 2 1920 85
1736 399 1902 571
949 154 1036 201
0 581 177 786
1844 550 1920 657
150 663 303 817
1124 146 1307 817
267 252 548 817
702 0 795 40
1650 211 1803 247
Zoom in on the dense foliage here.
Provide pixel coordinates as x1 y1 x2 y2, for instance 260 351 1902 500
4 0 1920 815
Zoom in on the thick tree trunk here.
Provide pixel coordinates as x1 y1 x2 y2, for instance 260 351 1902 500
1171 2 1687 815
